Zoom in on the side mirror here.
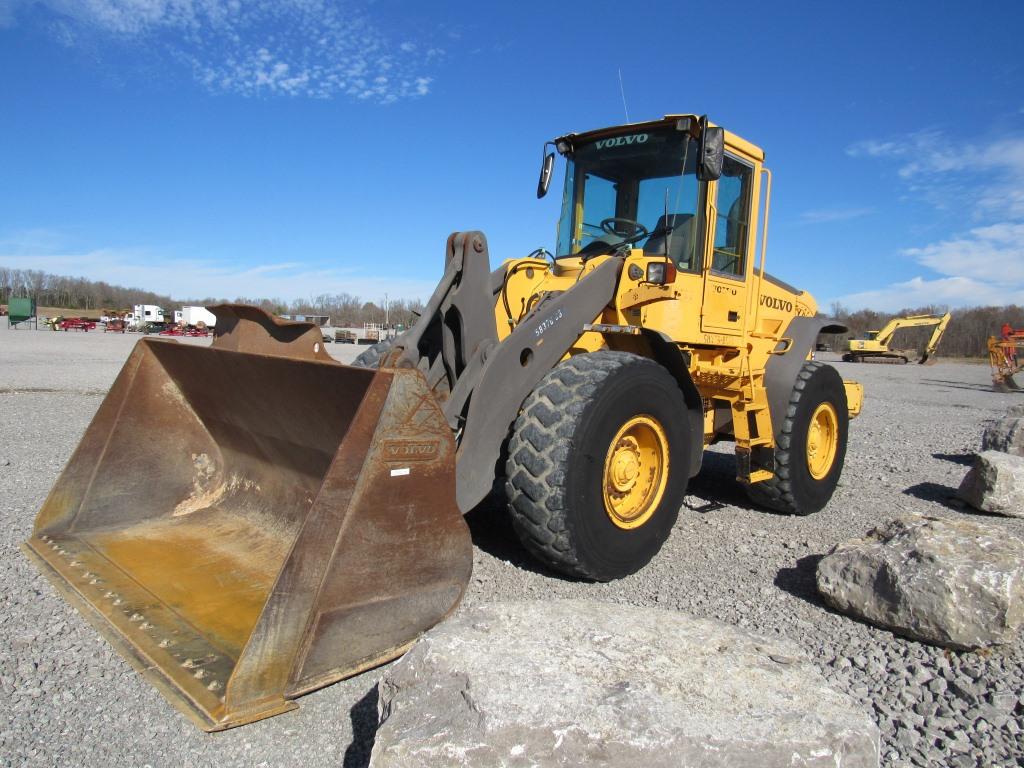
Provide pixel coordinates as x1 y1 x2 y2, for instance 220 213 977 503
698 125 724 182
537 152 555 198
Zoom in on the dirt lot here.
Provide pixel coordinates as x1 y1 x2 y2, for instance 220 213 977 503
2 327 1022 767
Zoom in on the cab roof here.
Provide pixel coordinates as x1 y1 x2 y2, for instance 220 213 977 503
555 114 765 163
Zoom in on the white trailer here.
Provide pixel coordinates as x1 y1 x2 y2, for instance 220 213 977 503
130 305 166 328
180 306 217 328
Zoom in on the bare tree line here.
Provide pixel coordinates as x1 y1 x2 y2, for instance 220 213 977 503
0 266 424 328
822 303 1024 358
4 265 1020 354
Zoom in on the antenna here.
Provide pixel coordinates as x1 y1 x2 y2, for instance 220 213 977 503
617 68 630 123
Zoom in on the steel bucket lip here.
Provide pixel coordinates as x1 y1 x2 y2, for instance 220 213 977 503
23 537 274 731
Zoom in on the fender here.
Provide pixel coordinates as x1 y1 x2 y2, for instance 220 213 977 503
639 328 705 478
764 317 848 440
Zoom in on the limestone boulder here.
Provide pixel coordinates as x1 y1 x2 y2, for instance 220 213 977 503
982 415 1024 456
370 600 879 768
957 450 1024 517
817 515 1024 649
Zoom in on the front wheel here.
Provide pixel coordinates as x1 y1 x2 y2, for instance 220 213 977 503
505 351 692 581
745 361 849 515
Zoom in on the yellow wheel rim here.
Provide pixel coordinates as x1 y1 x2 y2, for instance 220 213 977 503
806 403 839 480
602 415 669 529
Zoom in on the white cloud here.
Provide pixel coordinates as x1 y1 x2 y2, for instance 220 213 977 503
3 0 441 102
831 275 1024 313
847 130 1024 218
905 222 1024 284
798 207 873 224
0 233 438 302
837 128 1024 309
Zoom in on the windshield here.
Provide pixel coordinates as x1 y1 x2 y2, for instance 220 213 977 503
555 128 701 268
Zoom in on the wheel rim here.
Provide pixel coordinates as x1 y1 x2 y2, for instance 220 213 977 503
806 403 839 480
602 415 669 529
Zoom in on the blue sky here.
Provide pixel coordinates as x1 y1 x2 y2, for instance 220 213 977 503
1 0 1022 311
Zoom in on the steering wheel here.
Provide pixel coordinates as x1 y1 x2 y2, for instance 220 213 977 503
600 218 649 240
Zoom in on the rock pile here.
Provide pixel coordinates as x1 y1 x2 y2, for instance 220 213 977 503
982 412 1024 456
957 450 1024 517
371 601 879 767
959 408 1024 516
817 514 1024 649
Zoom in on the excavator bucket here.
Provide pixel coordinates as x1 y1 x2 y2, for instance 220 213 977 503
22 306 472 731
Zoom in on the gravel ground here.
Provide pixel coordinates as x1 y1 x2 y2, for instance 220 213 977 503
2 327 1023 767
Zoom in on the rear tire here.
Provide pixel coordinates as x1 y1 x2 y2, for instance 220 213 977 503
745 361 848 516
351 338 395 369
505 351 691 581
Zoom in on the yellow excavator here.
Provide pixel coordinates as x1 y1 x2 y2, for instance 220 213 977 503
841 312 951 364
24 114 863 731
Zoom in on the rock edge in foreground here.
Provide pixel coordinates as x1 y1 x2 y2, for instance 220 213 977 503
371 600 879 768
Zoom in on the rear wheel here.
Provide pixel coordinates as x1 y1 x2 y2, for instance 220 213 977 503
351 338 395 368
505 351 691 581
745 361 848 515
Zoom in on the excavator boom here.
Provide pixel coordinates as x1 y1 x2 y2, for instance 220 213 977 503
843 312 951 364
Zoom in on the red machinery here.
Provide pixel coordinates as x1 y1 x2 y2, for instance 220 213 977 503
989 324 1024 390
60 318 97 332
159 325 209 338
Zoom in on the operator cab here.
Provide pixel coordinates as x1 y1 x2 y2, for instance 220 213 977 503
538 115 769 339
543 116 754 283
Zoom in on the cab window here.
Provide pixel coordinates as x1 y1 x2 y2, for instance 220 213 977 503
711 155 753 277
578 173 618 252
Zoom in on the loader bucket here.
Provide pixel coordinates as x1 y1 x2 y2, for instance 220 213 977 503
23 306 472 731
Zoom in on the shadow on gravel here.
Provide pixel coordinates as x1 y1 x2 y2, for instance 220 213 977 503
920 378 1000 393
932 452 975 466
687 451 769 513
774 554 826 608
903 481 960 506
342 685 379 768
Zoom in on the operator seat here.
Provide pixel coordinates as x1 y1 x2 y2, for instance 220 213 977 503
644 214 696 270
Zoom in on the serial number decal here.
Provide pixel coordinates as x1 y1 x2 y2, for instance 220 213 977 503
534 308 564 338
702 333 732 345
383 440 439 462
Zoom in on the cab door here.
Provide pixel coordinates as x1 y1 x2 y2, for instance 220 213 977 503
701 154 755 336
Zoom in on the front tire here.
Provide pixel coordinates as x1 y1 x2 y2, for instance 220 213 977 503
505 351 691 581
746 361 848 515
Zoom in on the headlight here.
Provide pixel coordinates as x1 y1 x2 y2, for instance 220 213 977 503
645 261 676 285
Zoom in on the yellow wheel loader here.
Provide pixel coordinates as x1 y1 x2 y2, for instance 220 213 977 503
24 114 863 731
841 312 951 364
